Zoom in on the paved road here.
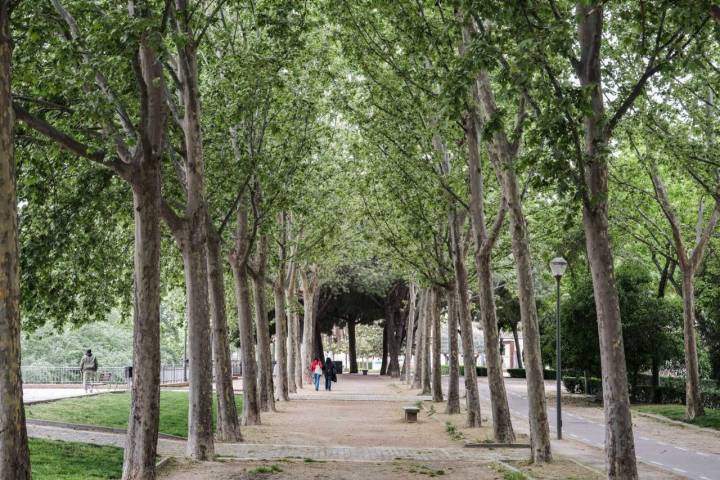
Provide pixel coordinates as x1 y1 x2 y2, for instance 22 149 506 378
477 379 720 480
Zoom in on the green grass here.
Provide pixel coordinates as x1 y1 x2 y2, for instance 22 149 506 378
251 464 284 474
635 404 720 430
26 391 243 438
30 438 123 480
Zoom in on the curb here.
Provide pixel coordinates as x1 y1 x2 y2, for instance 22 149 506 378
155 456 175 471
464 442 531 449
26 419 186 441
634 411 720 438
495 460 536 480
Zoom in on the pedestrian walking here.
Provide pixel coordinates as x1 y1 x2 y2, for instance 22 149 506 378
323 357 337 391
310 358 323 391
79 349 98 393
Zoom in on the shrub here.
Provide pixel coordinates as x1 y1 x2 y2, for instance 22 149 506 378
441 365 488 377
507 368 556 380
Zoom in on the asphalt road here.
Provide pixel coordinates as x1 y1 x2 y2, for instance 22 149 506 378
477 379 720 480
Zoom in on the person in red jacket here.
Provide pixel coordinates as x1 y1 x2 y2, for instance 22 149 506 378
309 358 323 391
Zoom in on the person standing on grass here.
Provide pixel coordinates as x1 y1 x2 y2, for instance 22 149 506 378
323 357 336 391
79 349 98 393
310 358 323 391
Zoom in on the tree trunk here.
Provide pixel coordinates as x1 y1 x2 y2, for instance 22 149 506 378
348 318 358 373
421 289 432 395
122 41 165 480
172 1 216 459
464 100 515 441
404 284 417 384
251 236 274 412
511 326 522 370
473 69 550 458
207 227 241 441
430 289 443 402
412 291 426 389
577 4 638 477
181 232 214 458
273 280 289 401
380 323 389 375
300 268 320 382
285 266 300 391
229 202 260 426
445 288 461 414
0 4 31 474
314 323 324 361
681 270 705 417
450 218 482 427
387 306 401 377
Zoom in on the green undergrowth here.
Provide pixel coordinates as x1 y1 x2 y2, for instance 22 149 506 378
30 438 124 480
635 404 720 430
26 391 243 438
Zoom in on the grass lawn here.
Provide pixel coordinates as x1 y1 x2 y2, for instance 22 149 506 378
635 404 720 430
26 391 243 438
30 438 123 479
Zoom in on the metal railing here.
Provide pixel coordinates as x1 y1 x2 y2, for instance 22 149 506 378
23 361 243 386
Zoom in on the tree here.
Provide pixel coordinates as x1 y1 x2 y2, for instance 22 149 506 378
0 1 31 477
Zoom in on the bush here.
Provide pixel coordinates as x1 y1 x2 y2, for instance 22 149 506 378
562 375 720 409
507 368 556 380
440 365 488 377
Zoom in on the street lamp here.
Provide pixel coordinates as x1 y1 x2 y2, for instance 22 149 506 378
549 256 567 440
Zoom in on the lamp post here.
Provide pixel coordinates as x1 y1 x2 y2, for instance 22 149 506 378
549 256 568 440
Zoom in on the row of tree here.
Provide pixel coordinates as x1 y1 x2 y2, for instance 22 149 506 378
3 3 720 480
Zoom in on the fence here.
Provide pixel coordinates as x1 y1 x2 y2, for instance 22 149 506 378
22 361 243 386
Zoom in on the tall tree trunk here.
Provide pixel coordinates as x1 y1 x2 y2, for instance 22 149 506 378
681 270 705 417
473 68 550 459
387 305 401 377
404 284 417 384
273 280 289 401
576 4 638 477
172 2 216 457
430 289 443 402
207 227 241 441
380 323 389 375
348 318 358 373
445 288 461 414
0 4 31 475
251 235 274 412
314 324 324 361
421 289 432 395
300 268 320 382
464 102 515 441
286 287 301 390
122 41 165 480
229 201 260 426
412 290 426 389
450 213 482 427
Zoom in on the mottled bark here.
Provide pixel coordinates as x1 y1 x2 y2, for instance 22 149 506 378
445 288 461 414
122 39 166 480
230 201 260 426
286 278 301 391
348 318 358 373
421 289 432 395
300 267 320 381
0 4 31 476
430 289 443 402
464 109 514 442
207 227 241 441
473 67 549 458
404 284 417 384
412 291 426 390
251 235 274 412
649 167 718 418
273 280 289 401
577 3 637 477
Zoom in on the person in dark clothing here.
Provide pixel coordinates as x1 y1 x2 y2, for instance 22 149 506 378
323 357 336 391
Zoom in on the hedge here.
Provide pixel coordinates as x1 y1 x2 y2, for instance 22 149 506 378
506 368 557 380
562 375 720 409
440 365 487 377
